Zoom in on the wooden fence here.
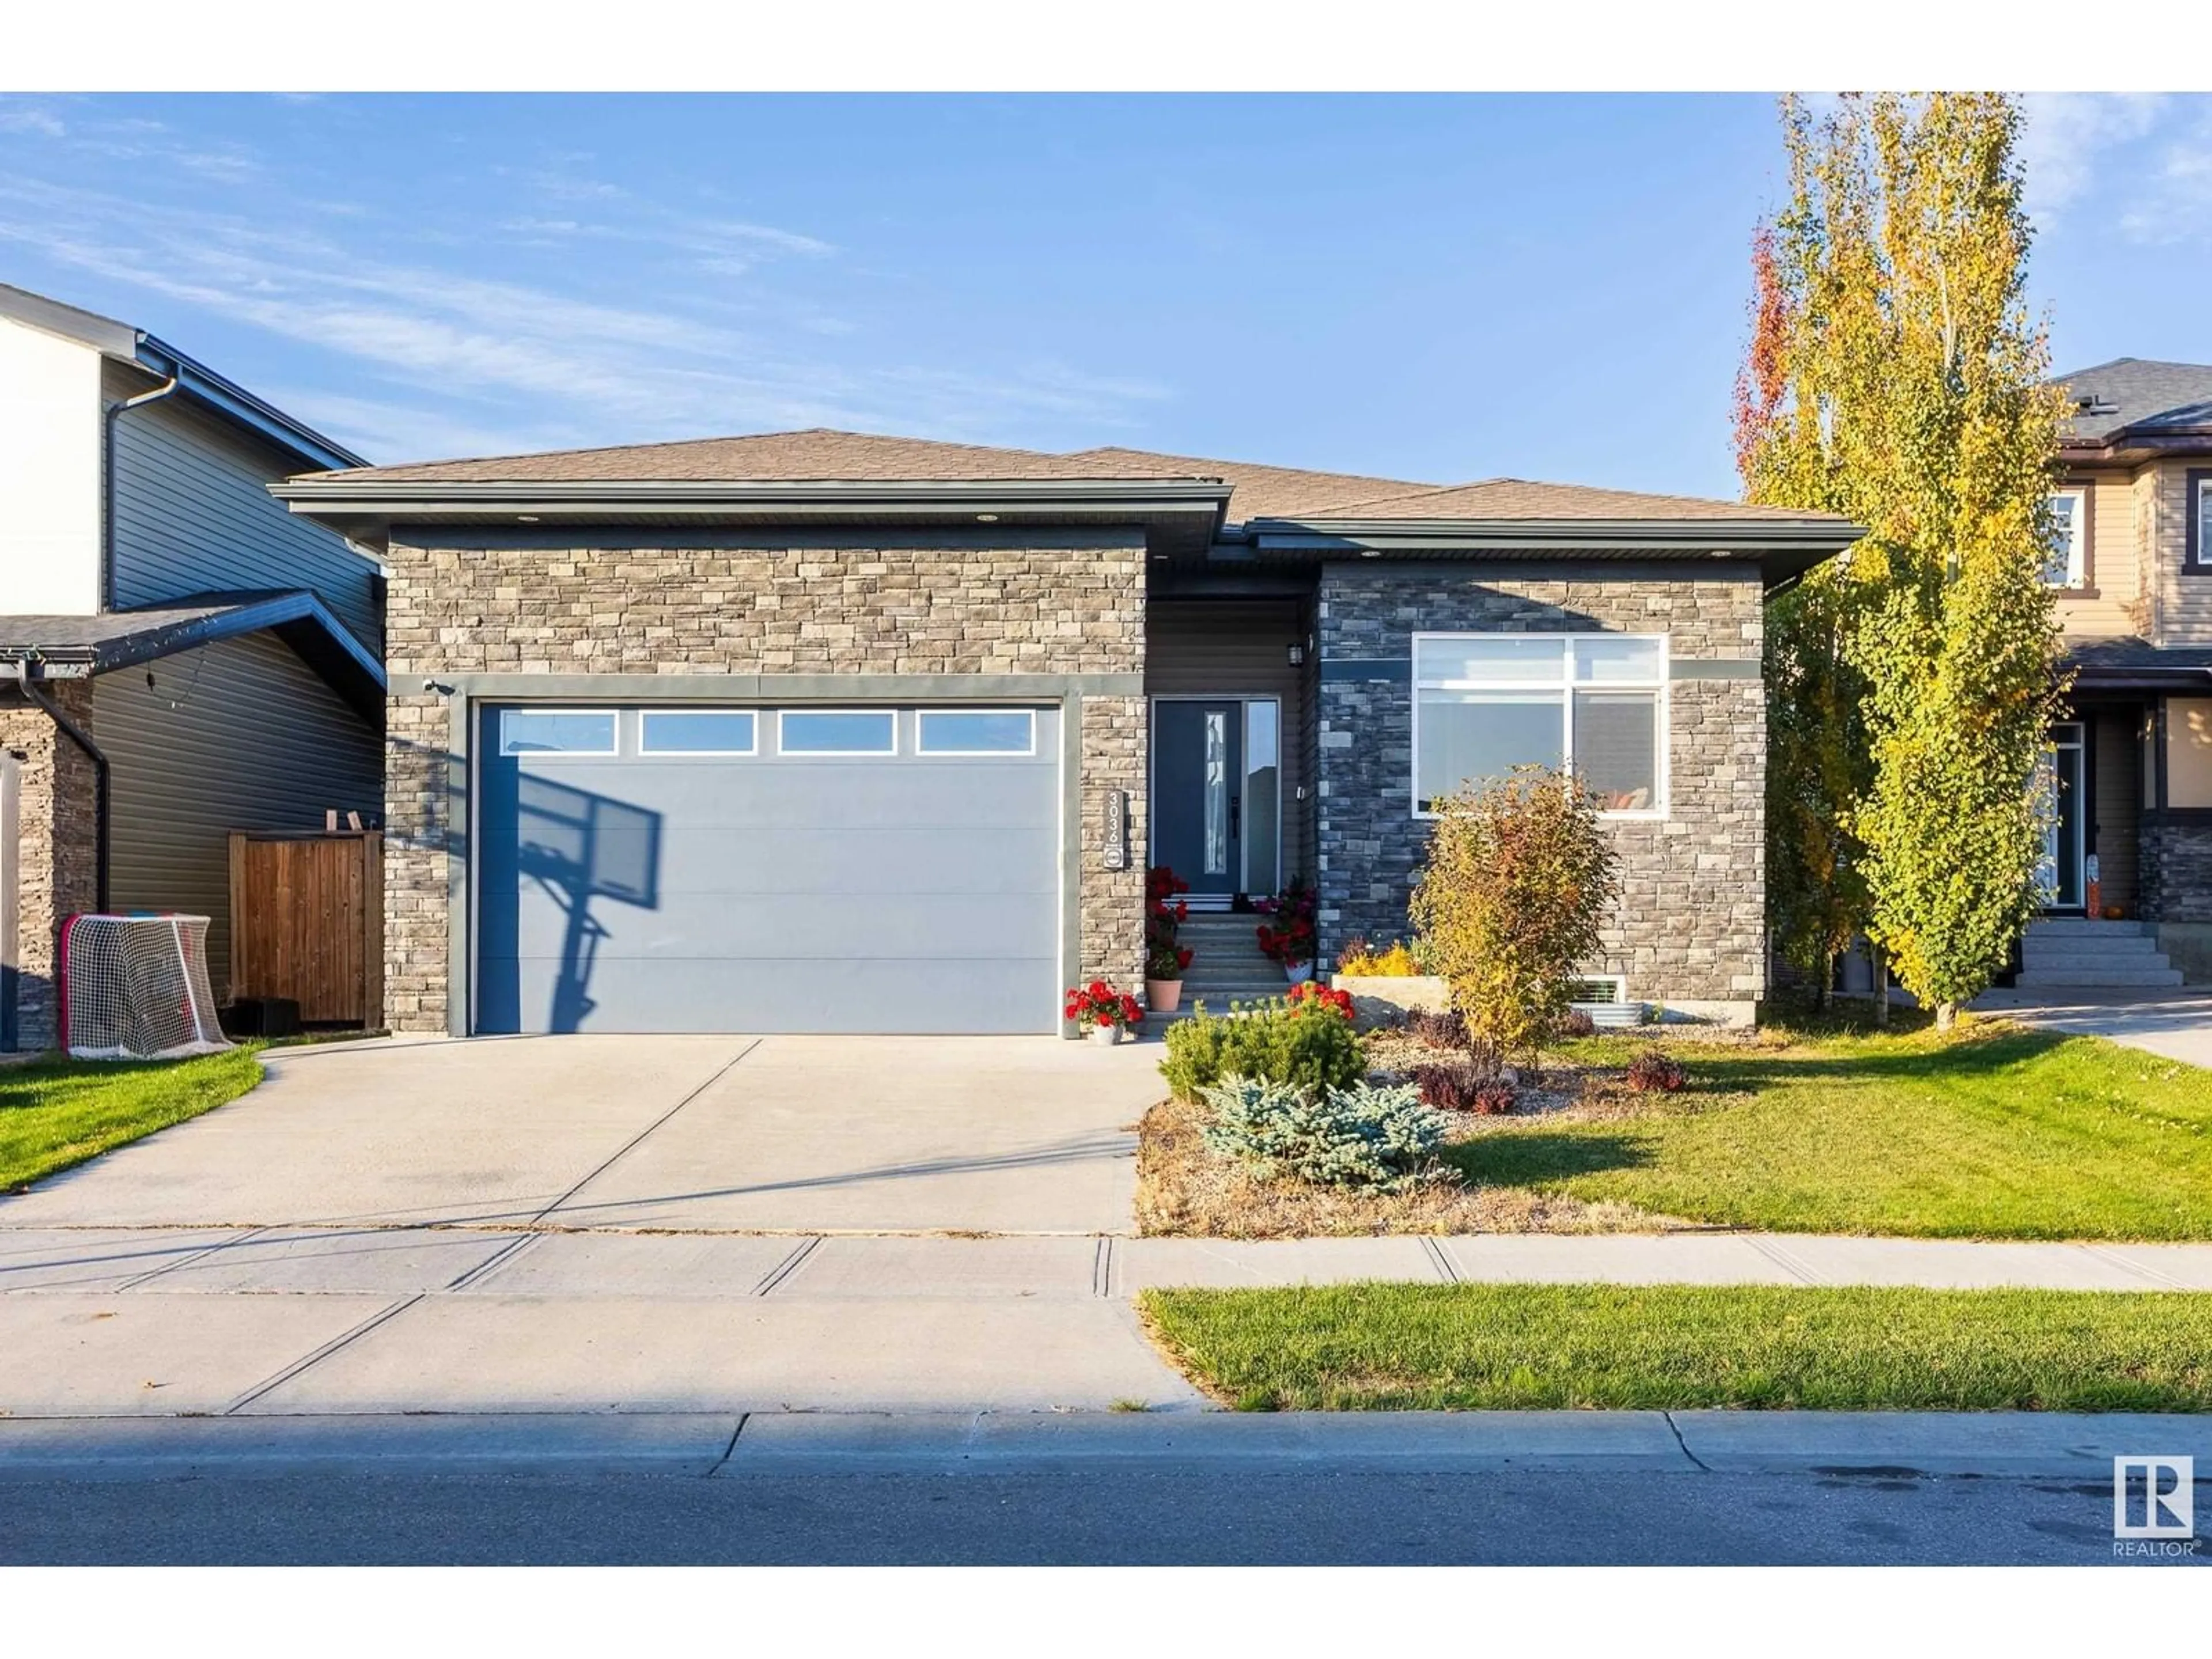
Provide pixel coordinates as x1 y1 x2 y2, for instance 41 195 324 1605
228 830 383 1026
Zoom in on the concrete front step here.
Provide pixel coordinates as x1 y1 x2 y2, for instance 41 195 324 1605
2026 918 2149 938
2013 968 2186 988
2024 940 2169 963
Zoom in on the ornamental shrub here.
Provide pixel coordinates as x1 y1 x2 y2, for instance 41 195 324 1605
1404 1007 1468 1050
1624 1048 1687 1093
1556 1008 1599 1039
1199 1077 1448 1191
1336 938 1420 977
1159 997 1365 1103
1409 1061 1515 1115
1410 764 1620 1066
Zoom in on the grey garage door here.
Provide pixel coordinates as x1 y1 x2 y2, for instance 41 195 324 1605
474 704 1062 1035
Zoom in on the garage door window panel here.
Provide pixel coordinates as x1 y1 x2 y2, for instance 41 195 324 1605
778 710 897 756
916 709 1036 756
641 710 757 756
498 709 618 756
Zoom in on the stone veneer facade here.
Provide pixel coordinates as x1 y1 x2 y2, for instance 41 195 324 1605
2141 818 2212 925
2 683 100 1050
379 528 1149 1033
1313 561 1767 1012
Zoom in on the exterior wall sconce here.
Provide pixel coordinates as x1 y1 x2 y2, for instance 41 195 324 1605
1286 643 1306 666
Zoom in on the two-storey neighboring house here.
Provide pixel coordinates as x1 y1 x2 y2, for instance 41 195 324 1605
0 283 386 1050
2043 358 2212 985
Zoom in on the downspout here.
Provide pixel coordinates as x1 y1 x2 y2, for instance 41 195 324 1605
100 372 180 611
1 664 110 912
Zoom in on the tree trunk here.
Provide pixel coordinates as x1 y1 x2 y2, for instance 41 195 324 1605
1815 950 1834 1015
1934 1001 1956 1032
1872 944 1890 1028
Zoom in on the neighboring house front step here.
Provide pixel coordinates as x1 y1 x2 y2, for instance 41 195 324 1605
2020 919 2185 988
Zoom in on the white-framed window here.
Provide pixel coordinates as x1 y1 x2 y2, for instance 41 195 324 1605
639 710 758 756
2042 488 2087 586
777 709 897 756
916 709 1036 756
497 709 618 756
2194 474 2212 568
1412 632 1667 817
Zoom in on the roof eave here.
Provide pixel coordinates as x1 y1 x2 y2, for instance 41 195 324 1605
271 476 1236 551
2060 431 2212 464
1240 515 1862 588
0 590 385 724
135 336 366 472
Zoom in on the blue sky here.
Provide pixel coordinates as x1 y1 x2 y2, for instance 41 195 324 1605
1 92 2207 496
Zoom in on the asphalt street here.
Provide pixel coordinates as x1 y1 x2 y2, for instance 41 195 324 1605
1 1465 2196 1566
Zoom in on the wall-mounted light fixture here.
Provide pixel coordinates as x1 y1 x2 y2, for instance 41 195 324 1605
1286 643 1306 666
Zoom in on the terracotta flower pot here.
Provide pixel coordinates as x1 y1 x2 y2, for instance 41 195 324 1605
1087 1022 1123 1047
1146 978 1184 1014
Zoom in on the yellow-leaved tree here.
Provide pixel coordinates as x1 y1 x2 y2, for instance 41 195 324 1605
1736 92 2069 1029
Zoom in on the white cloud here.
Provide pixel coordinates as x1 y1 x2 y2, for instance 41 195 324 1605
0 166 1166 464
2115 102 2212 245
0 105 65 138
2019 92 2168 228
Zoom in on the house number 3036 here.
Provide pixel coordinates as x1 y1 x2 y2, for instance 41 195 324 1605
1101 788 1129 870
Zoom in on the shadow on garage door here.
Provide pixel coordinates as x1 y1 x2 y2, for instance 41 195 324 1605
473 703 1063 1035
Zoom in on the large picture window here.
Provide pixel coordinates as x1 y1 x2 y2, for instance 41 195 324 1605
1413 633 1666 816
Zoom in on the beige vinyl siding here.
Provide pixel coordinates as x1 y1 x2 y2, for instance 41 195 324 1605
104 369 383 653
1146 598 1312 884
94 630 382 999
2156 463 2212 645
2091 707 2141 913
2135 466 2162 640
2172 698 2212 808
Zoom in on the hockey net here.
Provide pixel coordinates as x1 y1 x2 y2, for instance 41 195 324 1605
60 914 232 1060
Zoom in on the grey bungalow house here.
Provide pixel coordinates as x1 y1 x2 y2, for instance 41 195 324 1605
274 432 1857 1036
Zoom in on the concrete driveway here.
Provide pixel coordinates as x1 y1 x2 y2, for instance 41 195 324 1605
0 1034 1164 1236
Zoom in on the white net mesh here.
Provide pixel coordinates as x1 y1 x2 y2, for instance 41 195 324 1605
61 914 232 1061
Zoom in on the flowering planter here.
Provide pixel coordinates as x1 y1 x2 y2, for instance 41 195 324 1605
1086 1022 1124 1047
1145 978 1184 1014
1283 963 1314 985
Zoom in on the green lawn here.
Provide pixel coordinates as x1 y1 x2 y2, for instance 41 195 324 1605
1459 1021 2212 1240
1142 1282 2212 1411
0 1047 265 1192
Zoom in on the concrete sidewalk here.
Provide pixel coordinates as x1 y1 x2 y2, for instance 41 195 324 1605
5 1225 2212 1421
0 1407 2204 1482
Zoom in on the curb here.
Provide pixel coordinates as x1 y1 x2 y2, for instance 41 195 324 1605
0 1409 2206 1481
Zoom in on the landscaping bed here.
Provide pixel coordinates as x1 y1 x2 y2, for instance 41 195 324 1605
0 1046 266 1192
1140 1281 2212 1411
1143 1005 2212 1241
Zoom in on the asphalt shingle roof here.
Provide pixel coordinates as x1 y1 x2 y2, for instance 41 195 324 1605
2054 358 2212 445
313 429 1845 527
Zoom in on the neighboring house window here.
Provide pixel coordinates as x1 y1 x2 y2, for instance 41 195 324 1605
1412 633 1666 816
2194 473 2212 569
2042 488 2086 586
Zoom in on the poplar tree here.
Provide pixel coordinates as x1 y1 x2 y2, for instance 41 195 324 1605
1735 92 2067 1030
